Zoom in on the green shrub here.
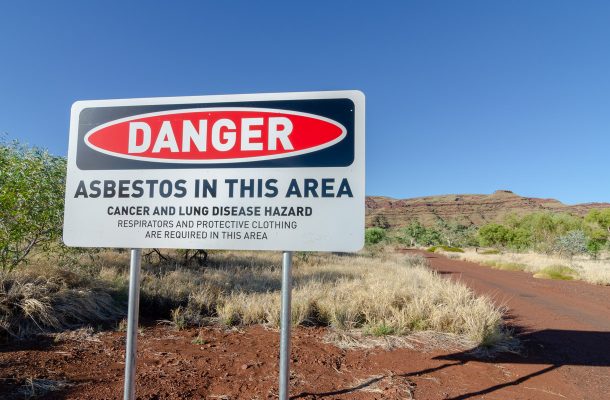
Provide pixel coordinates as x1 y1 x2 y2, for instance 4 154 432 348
479 249 500 255
401 221 442 246
368 323 396 336
587 239 605 259
365 227 386 245
478 224 511 248
508 227 533 250
427 245 464 253
0 139 66 270
533 265 578 280
585 209 610 241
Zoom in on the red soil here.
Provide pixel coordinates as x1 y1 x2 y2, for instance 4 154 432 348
1 251 609 399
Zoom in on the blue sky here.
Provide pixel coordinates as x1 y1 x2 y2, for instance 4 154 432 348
1 1 608 204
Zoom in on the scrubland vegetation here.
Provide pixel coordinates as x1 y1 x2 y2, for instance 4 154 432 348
2 136 608 358
368 208 610 285
370 211 610 257
0 138 508 348
456 250 610 285
0 249 508 348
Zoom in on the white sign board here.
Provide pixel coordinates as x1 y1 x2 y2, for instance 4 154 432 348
63 90 365 251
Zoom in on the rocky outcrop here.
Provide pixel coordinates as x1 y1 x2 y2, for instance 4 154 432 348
365 191 610 228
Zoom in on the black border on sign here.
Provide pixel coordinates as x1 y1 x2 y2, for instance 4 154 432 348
76 98 355 170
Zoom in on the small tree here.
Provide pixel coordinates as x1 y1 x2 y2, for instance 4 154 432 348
553 230 588 260
401 221 442 247
478 223 511 248
586 239 604 259
506 227 532 250
585 209 610 234
0 140 66 270
437 220 478 247
401 221 426 246
371 214 390 229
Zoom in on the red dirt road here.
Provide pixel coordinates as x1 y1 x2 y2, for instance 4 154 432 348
414 249 610 399
1 251 609 399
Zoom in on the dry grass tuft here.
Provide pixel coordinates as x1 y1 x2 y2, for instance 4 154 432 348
483 260 526 272
0 265 122 339
324 329 482 352
51 326 101 343
10 378 71 399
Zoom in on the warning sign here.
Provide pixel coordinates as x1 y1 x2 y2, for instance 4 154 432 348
63 90 365 251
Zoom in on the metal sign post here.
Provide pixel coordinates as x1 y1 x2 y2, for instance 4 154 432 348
279 251 293 400
123 249 142 400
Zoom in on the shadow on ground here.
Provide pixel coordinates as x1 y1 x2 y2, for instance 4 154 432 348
292 329 610 399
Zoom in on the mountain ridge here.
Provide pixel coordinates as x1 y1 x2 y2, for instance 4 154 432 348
365 190 610 228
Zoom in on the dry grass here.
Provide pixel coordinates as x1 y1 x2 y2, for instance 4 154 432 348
8 378 71 399
456 249 610 285
139 249 507 346
481 260 526 272
52 326 101 343
1 248 509 348
533 265 578 281
324 329 485 352
0 265 122 339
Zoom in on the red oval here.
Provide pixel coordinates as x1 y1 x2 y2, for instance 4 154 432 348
85 108 346 163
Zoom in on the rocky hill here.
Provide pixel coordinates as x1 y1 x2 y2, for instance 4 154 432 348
366 190 610 228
